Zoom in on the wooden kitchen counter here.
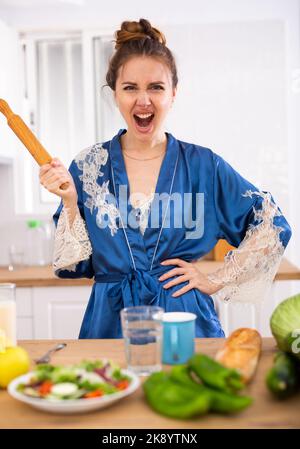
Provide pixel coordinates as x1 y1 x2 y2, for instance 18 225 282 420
0 257 299 287
0 338 299 429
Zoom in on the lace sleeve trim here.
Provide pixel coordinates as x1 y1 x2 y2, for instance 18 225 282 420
53 207 93 272
207 191 285 304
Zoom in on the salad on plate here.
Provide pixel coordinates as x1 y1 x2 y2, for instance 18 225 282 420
16 359 132 401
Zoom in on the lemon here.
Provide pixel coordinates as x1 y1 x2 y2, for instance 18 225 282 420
0 346 30 388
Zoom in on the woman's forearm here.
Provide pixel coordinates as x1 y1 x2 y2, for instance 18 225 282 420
63 199 79 227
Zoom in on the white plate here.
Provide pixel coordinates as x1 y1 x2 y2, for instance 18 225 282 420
8 370 140 414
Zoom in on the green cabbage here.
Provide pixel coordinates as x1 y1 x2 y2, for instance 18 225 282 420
270 293 300 355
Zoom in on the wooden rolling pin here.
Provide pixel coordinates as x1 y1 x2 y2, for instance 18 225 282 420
0 98 68 189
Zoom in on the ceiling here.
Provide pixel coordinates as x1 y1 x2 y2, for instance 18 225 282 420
0 0 170 29
0 0 85 6
0 0 210 30
0 0 298 32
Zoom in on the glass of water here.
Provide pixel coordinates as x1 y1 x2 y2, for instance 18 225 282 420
121 305 164 376
8 244 25 271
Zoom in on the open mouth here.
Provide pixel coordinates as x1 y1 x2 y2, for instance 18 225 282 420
133 113 155 128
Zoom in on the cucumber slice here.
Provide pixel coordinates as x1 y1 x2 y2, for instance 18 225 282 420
51 382 78 397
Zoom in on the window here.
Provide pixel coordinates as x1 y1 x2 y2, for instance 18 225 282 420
19 31 124 214
36 37 85 203
93 35 126 142
19 33 85 212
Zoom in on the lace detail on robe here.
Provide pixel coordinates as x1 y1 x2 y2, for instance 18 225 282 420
207 190 285 305
53 207 92 272
130 189 155 236
75 144 120 236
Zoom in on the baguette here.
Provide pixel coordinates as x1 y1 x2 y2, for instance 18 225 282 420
215 328 262 384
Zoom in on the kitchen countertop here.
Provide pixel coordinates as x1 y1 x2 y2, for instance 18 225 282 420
0 257 299 287
1 338 299 429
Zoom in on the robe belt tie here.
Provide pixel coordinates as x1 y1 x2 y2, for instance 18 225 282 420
94 265 176 312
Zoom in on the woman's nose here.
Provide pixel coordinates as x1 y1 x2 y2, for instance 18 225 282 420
136 91 152 106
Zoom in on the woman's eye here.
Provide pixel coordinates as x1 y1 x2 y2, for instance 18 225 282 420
123 85 164 91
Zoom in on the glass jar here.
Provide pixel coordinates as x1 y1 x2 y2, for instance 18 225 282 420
0 283 17 347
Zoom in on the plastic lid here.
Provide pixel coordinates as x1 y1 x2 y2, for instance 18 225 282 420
26 220 42 229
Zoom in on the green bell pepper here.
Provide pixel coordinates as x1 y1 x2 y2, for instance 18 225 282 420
143 371 211 419
188 354 244 393
169 364 252 414
207 388 253 413
169 365 204 391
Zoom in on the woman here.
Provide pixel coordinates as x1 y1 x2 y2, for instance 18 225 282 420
40 18 292 338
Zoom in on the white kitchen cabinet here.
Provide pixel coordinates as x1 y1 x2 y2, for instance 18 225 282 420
16 288 34 340
17 317 34 340
32 286 92 339
16 285 92 340
217 280 294 337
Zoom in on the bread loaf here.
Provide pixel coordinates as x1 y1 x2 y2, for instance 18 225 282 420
215 328 262 383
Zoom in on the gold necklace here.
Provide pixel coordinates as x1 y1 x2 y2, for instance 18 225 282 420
123 149 166 161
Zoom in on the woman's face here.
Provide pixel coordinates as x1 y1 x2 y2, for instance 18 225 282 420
114 56 176 142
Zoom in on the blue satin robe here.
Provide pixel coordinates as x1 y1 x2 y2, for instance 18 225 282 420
53 128 292 338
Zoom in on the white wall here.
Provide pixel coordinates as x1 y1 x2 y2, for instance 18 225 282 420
0 18 22 158
0 0 298 30
0 19 23 265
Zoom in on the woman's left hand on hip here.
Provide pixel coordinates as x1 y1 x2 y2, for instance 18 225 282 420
158 258 222 297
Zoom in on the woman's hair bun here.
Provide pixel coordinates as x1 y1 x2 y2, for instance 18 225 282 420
114 18 166 50
106 17 178 90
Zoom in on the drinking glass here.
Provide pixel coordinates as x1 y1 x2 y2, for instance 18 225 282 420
121 306 164 376
8 244 25 271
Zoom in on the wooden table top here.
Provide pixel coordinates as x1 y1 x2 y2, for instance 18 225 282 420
0 257 299 287
0 338 299 429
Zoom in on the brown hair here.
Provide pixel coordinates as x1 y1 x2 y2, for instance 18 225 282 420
105 18 178 91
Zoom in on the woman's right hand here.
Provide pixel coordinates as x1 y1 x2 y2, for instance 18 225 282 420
39 158 78 205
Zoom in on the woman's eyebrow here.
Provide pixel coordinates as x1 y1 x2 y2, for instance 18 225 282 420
121 81 166 85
